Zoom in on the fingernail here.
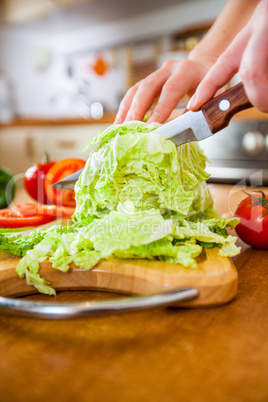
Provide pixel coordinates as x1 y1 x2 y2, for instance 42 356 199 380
186 93 197 110
125 113 133 122
187 94 196 110
147 111 159 123
114 114 123 124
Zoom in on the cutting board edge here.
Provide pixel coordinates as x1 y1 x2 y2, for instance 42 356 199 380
0 249 238 307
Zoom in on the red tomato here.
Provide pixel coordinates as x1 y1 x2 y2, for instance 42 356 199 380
44 158 86 207
24 161 55 204
16 203 75 218
0 208 54 228
235 191 268 249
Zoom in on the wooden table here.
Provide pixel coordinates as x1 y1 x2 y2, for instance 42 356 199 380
1 185 268 402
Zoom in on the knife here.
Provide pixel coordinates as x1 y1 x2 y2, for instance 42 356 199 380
52 82 252 190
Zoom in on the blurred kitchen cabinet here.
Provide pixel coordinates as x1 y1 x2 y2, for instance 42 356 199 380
126 42 158 88
0 123 109 176
0 0 82 24
171 21 213 52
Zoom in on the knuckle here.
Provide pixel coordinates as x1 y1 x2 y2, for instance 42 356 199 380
130 101 140 113
196 74 216 94
139 79 152 91
162 59 178 70
118 98 126 110
134 79 143 88
202 76 214 89
163 79 179 93
154 100 171 115
240 63 268 112
142 70 162 87
126 83 138 97
249 93 268 112
162 59 195 77
257 103 268 113
217 54 237 75
117 101 127 116
239 64 259 86
179 59 193 71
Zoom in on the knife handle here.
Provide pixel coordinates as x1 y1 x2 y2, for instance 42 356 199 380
200 82 253 134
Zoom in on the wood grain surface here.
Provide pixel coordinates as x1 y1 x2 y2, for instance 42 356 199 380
0 185 267 402
201 82 252 133
1 106 268 129
0 247 237 307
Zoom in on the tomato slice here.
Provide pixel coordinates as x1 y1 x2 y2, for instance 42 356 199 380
44 158 86 207
16 203 75 218
0 208 54 228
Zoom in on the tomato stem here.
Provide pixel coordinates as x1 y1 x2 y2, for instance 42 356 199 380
42 152 50 163
242 190 268 217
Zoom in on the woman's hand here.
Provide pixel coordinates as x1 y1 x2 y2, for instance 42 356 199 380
188 0 268 113
114 0 261 123
114 57 215 124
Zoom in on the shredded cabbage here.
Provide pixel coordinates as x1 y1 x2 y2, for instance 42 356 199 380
0 121 240 294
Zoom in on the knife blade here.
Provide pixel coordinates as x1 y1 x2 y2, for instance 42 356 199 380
51 168 84 190
52 82 252 190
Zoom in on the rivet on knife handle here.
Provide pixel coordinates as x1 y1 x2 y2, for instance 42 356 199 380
200 82 253 134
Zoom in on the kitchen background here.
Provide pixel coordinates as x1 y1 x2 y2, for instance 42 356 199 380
0 0 267 185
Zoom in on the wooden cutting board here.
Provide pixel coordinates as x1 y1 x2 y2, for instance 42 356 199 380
0 248 238 307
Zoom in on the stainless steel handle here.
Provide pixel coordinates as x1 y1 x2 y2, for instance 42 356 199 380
0 287 198 319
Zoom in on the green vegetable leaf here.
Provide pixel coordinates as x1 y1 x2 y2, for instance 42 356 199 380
1 121 240 295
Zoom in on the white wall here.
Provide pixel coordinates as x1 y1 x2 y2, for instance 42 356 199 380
0 0 226 119
56 0 226 54
0 26 61 117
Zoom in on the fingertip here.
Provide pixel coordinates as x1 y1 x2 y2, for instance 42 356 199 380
114 116 122 124
187 94 198 111
124 114 134 122
147 113 161 123
125 111 143 122
148 109 173 124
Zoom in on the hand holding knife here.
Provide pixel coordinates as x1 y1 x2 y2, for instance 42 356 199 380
52 82 252 190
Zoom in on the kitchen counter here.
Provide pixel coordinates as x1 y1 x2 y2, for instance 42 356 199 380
0 113 117 127
1 107 268 128
0 185 268 402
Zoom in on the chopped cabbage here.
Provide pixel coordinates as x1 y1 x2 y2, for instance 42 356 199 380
0 121 240 294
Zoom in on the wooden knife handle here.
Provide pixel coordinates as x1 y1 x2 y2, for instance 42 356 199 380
200 82 253 133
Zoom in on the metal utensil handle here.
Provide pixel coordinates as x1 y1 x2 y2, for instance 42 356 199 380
0 287 198 320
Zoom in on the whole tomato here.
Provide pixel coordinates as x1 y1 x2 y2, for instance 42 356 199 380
24 161 55 204
235 191 268 249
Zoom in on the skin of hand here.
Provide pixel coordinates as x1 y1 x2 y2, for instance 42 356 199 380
114 57 215 124
114 0 260 124
188 0 268 113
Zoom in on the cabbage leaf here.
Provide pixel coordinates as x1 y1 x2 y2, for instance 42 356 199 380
0 121 240 294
